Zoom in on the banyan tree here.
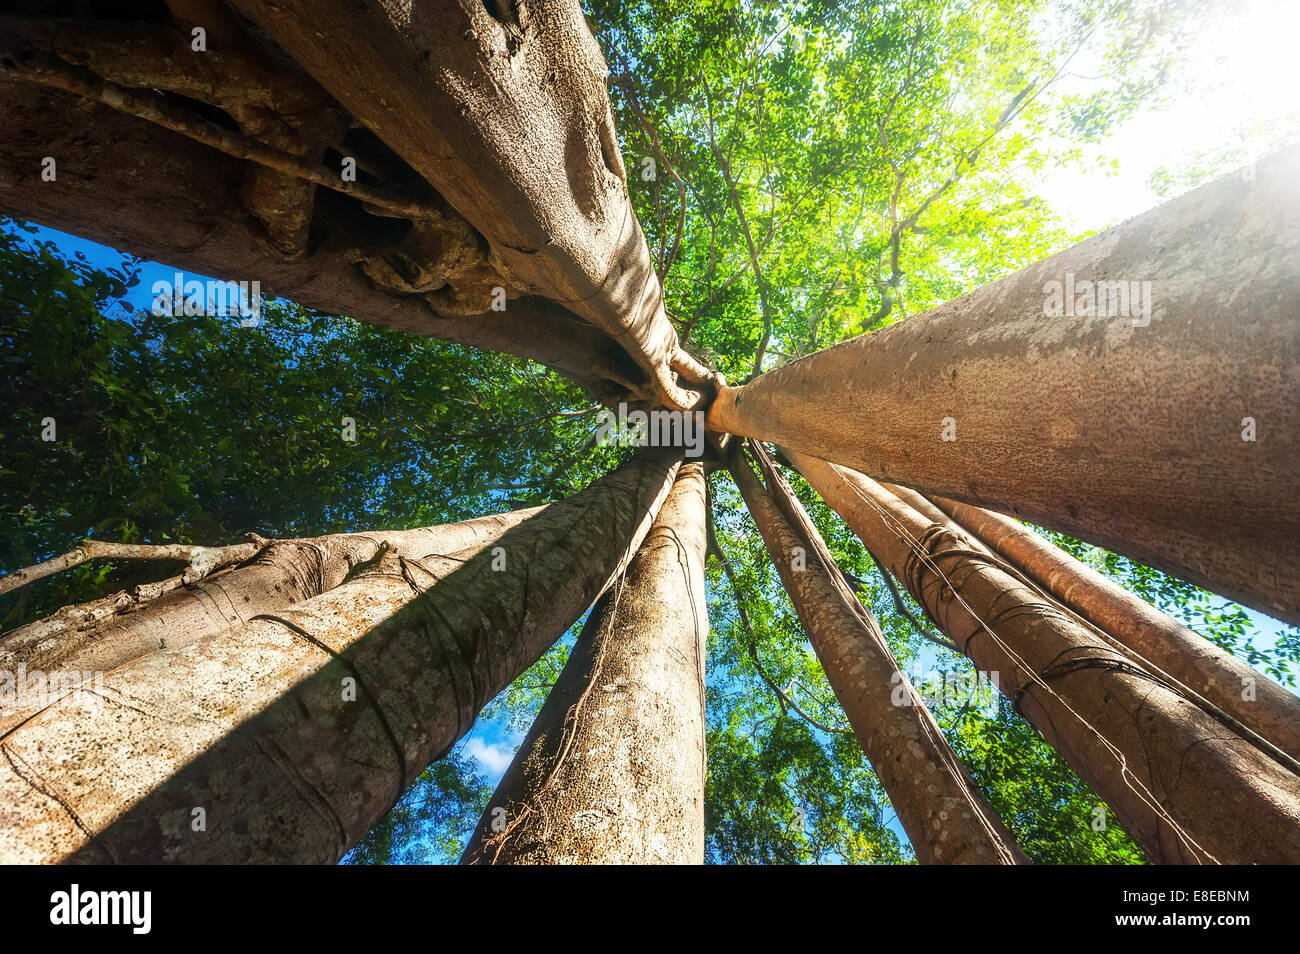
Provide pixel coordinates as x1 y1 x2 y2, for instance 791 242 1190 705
0 0 1297 865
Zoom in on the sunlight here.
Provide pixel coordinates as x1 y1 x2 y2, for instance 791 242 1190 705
1036 0 1300 231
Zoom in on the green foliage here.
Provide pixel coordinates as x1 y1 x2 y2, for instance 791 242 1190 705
589 0 1224 380
946 704 1146 864
706 720 908 864
343 751 493 865
705 473 908 863
0 218 615 628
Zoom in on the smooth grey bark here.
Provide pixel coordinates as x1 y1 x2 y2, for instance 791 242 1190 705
0 450 681 863
462 462 709 864
729 446 1027 864
709 146 1300 625
789 449 1300 864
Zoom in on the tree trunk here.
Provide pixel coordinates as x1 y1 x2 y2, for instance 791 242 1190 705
0 19 651 404
461 462 709 864
788 448 1300 864
729 446 1027 864
879 483 961 528
0 510 542 736
0 450 681 863
921 492 1300 767
709 145 1300 625
225 0 714 408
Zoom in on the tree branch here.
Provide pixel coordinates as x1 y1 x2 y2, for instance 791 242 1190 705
704 79 775 381
0 536 270 598
612 67 688 282
841 559 959 654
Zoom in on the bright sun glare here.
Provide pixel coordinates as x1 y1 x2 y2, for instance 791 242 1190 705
1036 0 1300 231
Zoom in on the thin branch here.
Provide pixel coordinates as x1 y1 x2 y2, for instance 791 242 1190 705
868 77 1037 328
0 535 270 598
849 559 959 654
703 78 774 381
612 67 688 281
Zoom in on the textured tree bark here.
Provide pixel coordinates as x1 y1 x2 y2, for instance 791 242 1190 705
0 449 681 863
709 145 1300 625
922 492 1300 767
788 449 1300 864
0 509 542 736
2 12 350 258
227 0 714 408
879 483 961 529
461 462 709 864
729 448 1027 864
0 74 643 404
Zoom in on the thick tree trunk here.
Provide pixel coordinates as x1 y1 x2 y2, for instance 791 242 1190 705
729 447 1026 864
920 492 1300 767
0 450 681 863
461 462 709 864
0 509 541 736
788 449 1300 864
886 470 1300 769
0 43 643 403
709 146 1300 625
224 0 714 408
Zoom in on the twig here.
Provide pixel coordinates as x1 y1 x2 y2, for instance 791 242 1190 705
840 561 958 654
703 79 774 380
611 57 687 280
